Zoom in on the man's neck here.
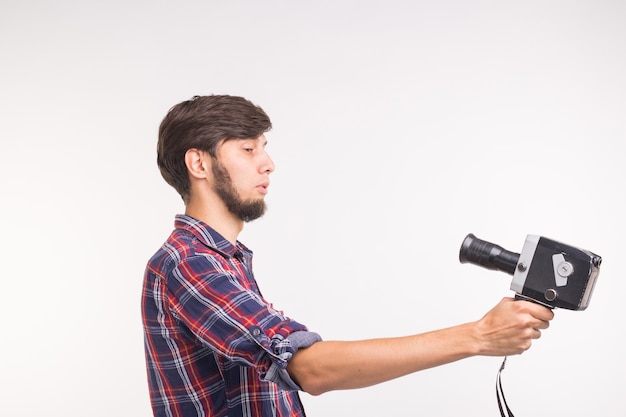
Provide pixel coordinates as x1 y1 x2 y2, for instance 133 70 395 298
185 198 243 245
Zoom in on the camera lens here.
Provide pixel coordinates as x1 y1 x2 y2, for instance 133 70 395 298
459 233 520 275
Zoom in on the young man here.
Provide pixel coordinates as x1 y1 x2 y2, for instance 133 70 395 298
142 95 554 417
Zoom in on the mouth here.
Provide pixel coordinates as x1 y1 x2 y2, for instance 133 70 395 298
257 182 270 195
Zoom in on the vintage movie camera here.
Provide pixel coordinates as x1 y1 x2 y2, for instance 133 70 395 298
459 234 602 310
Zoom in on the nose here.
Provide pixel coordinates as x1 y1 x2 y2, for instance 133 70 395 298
260 150 275 174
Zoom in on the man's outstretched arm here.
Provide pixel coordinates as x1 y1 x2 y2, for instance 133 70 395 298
287 297 554 396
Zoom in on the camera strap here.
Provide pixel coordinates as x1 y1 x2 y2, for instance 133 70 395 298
496 357 515 417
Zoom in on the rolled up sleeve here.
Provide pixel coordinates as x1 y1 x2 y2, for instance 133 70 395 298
258 330 323 390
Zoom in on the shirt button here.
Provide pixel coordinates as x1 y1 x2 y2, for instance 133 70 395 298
252 328 261 336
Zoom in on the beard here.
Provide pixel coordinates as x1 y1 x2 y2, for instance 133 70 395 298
212 160 267 222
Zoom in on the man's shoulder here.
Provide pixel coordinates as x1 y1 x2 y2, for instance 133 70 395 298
147 227 224 276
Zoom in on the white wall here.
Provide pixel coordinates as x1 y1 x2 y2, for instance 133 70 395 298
1 1 624 416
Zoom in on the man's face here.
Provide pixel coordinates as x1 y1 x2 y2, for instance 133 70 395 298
212 135 274 222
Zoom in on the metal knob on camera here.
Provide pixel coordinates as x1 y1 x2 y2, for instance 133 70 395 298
544 288 558 302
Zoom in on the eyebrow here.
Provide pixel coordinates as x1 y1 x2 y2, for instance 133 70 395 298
233 135 268 147
253 136 268 147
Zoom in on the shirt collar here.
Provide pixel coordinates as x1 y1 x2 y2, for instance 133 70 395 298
174 214 252 259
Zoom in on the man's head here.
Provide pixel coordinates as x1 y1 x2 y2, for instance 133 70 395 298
157 95 273 207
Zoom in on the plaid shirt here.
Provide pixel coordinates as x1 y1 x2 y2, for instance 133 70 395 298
142 215 321 417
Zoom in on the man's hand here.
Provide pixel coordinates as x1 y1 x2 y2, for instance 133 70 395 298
474 297 555 356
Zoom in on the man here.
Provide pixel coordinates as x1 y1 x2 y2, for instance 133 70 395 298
142 95 554 417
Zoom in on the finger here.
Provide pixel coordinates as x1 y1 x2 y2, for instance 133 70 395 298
533 305 555 321
533 318 551 330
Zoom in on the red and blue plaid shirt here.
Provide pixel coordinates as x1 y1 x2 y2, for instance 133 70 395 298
142 214 321 417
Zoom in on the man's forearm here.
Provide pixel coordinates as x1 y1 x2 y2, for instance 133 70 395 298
287 322 479 395
287 298 553 395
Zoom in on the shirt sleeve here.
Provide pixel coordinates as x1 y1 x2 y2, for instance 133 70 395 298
167 253 320 383
261 330 322 390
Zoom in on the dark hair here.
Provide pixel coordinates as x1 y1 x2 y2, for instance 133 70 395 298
157 95 272 201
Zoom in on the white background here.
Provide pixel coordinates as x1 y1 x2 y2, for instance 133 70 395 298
1 1 624 416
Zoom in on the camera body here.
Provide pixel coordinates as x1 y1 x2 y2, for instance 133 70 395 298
459 234 602 310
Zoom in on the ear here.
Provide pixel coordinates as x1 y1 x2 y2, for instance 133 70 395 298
184 149 210 180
